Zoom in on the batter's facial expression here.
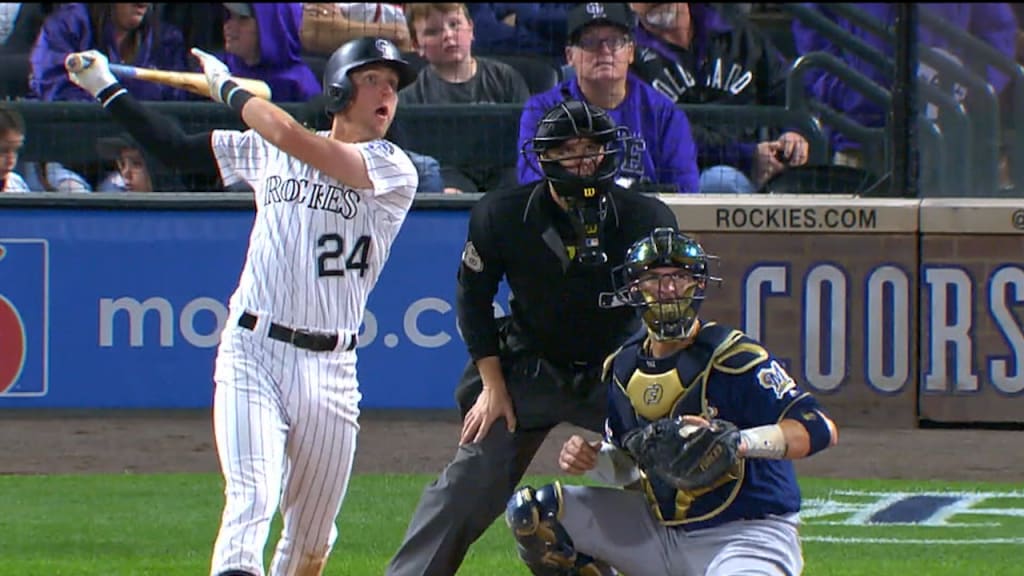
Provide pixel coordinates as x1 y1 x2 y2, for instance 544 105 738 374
0 129 24 178
346 65 401 138
112 3 150 31
224 12 260 63
566 24 634 84
543 137 605 178
117 148 153 192
412 8 474 67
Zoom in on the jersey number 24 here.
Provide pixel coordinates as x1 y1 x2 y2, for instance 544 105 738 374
317 233 370 278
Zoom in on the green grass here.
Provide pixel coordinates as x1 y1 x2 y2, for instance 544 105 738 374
1 474 1021 575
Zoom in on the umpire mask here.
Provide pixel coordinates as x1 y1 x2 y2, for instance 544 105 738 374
522 100 629 265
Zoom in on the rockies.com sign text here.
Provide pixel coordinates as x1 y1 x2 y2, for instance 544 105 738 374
716 207 878 230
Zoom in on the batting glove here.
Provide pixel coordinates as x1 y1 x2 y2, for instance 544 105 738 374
64 50 118 98
190 47 233 104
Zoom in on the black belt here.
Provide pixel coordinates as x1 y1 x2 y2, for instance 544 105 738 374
238 311 357 352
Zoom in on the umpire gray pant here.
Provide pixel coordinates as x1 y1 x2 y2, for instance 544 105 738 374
384 352 607 576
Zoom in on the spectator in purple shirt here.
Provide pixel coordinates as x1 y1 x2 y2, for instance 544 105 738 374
29 3 191 101
517 2 700 193
221 3 321 103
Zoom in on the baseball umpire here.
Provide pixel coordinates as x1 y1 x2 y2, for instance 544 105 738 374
384 99 677 576
506 227 840 575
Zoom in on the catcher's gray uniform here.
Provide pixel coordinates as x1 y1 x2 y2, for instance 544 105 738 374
508 322 837 575
560 483 802 575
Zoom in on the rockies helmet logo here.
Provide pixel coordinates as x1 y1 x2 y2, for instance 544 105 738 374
375 38 395 57
586 3 605 17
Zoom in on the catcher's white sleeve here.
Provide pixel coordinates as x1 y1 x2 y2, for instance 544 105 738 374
585 441 641 487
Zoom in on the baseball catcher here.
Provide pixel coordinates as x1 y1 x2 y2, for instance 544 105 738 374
506 228 839 575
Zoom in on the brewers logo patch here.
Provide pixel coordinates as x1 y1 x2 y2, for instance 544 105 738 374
756 360 797 400
462 241 483 272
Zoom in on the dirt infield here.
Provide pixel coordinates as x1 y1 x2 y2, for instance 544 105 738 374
0 409 1019 482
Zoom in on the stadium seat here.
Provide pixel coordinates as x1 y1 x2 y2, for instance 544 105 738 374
486 54 562 95
0 53 32 100
758 164 887 197
303 55 328 82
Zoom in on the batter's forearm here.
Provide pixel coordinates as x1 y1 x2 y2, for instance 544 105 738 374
238 96 297 149
236 96 374 189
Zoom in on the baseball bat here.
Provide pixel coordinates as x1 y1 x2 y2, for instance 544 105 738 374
65 53 273 101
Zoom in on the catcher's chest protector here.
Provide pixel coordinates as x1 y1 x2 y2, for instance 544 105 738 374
621 323 743 423
614 324 771 525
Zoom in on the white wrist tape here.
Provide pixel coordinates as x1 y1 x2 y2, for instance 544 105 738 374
740 424 787 459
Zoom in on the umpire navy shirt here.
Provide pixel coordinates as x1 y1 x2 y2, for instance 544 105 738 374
456 181 677 366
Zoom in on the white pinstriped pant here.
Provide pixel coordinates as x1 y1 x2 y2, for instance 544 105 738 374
209 318 361 576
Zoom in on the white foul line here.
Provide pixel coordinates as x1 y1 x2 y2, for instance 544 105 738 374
805 536 1024 545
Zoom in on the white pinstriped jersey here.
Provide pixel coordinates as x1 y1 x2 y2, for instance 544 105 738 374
211 129 418 333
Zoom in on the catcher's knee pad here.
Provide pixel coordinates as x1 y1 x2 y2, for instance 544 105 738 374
506 482 616 576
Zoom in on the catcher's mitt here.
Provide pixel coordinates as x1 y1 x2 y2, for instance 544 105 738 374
623 417 742 492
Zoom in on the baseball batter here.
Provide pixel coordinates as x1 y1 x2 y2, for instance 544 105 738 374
506 228 840 575
65 38 419 576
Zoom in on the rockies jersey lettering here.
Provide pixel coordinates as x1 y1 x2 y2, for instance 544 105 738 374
211 129 418 334
262 175 362 218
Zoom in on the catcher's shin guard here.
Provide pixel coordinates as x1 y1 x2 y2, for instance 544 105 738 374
506 482 616 576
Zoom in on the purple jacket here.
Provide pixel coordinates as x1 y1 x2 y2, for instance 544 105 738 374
29 3 190 101
792 3 1018 152
517 75 701 193
221 4 320 103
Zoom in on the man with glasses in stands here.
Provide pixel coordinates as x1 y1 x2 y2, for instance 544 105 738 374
517 2 700 194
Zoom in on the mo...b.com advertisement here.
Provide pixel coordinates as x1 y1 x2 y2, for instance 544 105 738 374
0 207 510 409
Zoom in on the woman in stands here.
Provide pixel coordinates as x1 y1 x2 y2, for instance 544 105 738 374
29 3 191 101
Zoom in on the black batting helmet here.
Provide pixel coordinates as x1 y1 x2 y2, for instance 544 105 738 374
521 99 629 187
323 37 417 116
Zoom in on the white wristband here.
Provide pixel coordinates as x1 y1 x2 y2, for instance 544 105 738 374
740 424 787 459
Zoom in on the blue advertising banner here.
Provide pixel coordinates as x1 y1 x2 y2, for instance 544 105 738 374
0 207 508 409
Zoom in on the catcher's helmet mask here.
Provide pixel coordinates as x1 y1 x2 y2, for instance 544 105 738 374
323 37 416 117
521 99 630 265
611 228 722 340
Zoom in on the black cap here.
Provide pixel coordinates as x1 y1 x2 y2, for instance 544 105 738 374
567 3 634 43
223 3 253 17
96 133 141 160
